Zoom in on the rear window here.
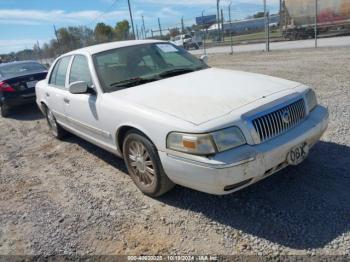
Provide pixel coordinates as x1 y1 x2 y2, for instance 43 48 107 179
0 62 46 78
49 56 71 87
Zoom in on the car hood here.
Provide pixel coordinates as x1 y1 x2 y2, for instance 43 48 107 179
113 68 301 125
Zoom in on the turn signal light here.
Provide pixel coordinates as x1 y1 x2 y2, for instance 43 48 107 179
182 139 196 149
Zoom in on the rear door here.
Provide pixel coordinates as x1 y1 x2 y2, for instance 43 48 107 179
64 55 110 144
45 56 72 126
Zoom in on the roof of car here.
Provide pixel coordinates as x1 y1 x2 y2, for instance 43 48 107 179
0 60 38 67
65 39 166 56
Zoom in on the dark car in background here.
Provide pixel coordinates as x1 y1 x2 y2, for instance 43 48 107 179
0 61 47 117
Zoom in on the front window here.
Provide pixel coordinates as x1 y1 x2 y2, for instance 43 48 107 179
0 62 46 78
69 55 93 87
49 56 71 87
93 43 207 93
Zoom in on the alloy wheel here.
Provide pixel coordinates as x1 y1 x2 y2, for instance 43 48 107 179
46 109 58 136
127 140 155 186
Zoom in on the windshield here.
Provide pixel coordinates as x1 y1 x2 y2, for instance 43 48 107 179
93 43 208 93
0 62 46 78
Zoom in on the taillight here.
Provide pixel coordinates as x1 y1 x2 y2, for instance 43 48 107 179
0 81 15 92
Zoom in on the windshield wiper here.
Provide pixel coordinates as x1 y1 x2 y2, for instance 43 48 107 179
158 67 203 78
110 67 204 88
110 76 159 88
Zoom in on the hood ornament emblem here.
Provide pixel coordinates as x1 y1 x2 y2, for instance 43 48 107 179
282 110 291 124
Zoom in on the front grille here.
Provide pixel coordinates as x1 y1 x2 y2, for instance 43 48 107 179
252 99 306 143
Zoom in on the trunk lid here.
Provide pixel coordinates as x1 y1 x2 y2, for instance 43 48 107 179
2 72 47 97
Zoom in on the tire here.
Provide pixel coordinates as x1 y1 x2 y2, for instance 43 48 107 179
123 131 175 197
0 104 10 118
45 106 66 139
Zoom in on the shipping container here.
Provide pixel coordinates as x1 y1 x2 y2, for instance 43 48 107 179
282 0 350 39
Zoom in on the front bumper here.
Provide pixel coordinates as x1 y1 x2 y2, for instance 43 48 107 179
159 105 329 195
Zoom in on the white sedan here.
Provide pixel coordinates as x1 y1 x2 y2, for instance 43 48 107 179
35 40 329 197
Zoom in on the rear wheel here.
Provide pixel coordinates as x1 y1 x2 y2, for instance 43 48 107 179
45 106 66 139
123 131 174 197
0 104 9 118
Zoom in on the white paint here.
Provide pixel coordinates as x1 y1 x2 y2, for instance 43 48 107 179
35 40 329 195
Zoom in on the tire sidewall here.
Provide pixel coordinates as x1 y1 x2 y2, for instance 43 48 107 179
0 104 9 117
45 106 66 139
46 108 57 136
123 132 162 196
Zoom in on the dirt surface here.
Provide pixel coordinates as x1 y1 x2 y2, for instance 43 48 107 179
0 47 349 256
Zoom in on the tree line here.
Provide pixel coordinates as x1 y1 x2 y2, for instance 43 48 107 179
0 20 131 63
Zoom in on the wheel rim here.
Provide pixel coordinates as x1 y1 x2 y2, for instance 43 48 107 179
47 109 58 136
128 141 155 186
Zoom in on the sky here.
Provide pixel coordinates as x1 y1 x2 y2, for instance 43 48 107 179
0 0 279 54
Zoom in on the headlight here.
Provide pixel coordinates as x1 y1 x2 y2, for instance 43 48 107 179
211 127 246 152
305 89 318 112
167 127 246 155
167 132 216 155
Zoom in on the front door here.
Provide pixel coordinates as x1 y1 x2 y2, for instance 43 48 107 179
64 55 111 145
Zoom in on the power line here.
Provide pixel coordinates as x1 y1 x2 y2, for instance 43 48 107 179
85 0 119 27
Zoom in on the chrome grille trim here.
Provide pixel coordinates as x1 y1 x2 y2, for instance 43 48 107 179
252 99 306 143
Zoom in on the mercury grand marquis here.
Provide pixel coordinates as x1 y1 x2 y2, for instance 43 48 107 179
35 40 329 197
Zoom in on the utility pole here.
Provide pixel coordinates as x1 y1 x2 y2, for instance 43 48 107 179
141 26 144 39
136 24 139 40
279 0 282 16
127 0 135 40
53 25 61 55
181 16 185 34
142 15 146 39
202 10 206 55
315 0 318 48
216 0 221 41
151 29 154 38
36 40 43 64
264 0 270 52
221 8 224 41
228 2 233 55
280 0 284 30
158 17 162 38
267 12 270 51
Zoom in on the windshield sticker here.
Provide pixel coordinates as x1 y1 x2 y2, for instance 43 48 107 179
156 44 178 53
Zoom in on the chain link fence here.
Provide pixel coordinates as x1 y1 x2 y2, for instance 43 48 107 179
2 0 350 65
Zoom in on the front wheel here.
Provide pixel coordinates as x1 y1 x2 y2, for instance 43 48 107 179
123 131 174 197
45 106 66 139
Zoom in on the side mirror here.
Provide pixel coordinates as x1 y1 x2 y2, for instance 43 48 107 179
69 81 88 94
200 55 208 64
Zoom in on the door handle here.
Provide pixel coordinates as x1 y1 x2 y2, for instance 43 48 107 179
45 92 50 97
63 97 70 104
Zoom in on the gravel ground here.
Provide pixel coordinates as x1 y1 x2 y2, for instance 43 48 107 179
0 47 349 256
